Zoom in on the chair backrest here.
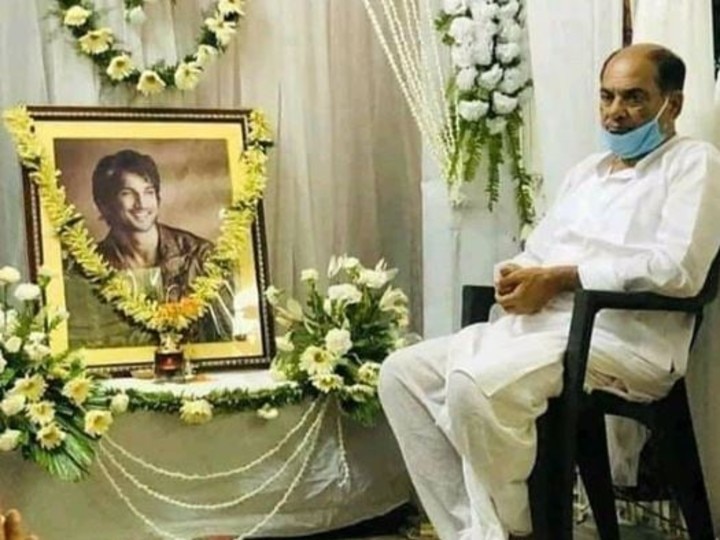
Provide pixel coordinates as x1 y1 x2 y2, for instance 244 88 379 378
690 249 720 343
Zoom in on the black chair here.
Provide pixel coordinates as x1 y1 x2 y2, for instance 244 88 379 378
461 255 720 540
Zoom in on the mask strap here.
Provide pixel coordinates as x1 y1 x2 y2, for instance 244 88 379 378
654 97 670 121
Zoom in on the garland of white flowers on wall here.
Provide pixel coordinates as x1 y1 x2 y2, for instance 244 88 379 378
3 106 271 339
54 0 245 96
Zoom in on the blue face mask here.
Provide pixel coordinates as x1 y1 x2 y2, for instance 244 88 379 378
601 99 670 160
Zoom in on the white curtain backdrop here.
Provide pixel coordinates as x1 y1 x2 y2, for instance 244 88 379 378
0 0 422 324
633 0 720 527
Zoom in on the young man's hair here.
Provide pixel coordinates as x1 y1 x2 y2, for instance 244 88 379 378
92 149 161 211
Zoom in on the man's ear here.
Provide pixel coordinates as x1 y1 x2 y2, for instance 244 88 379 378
670 91 684 119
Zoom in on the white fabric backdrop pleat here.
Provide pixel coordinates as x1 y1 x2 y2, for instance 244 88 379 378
0 0 422 326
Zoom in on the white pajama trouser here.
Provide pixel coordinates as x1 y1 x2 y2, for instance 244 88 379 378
378 321 676 540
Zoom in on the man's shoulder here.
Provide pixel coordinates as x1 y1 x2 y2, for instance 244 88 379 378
158 224 213 254
662 136 720 163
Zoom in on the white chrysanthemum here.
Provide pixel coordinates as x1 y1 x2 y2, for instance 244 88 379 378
478 64 504 90
379 287 408 312
327 284 362 304
458 100 490 121
84 410 113 436
470 1 499 21
125 6 147 26
4 336 22 353
496 42 521 64
498 0 520 19
14 283 41 302
357 361 382 386
451 45 474 69
345 383 376 402
195 44 219 68
136 70 166 96
78 28 114 55
12 374 47 402
0 394 25 417
0 429 21 452
0 266 21 284
311 373 344 394
37 423 65 450
456 67 478 92
110 393 129 414
324 328 353 356
180 399 213 425
205 17 237 46
301 269 319 282
106 54 134 81
257 404 279 420
62 376 92 406
448 17 476 44
264 285 281 305
487 116 508 135
174 62 202 91
275 334 295 352
27 401 55 426
493 92 519 115
499 65 528 94
219 0 245 16
299 346 337 376
443 0 468 15
357 269 390 289
63 5 91 27
499 21 523 43
474 19 499 41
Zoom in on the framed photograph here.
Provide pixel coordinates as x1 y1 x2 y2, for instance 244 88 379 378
20 106 274 373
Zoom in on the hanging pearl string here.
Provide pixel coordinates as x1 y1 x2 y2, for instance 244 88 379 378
335 403 350 488
102 398 321 480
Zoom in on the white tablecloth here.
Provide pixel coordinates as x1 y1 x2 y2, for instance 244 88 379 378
0 371 412 540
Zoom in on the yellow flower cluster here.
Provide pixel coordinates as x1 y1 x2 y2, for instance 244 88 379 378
3 106 272 338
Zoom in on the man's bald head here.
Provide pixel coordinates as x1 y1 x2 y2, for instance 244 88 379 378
601 44 686 94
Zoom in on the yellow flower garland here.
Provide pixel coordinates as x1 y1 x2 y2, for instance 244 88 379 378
3 106 270 336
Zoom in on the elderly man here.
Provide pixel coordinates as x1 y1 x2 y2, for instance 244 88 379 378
379 44 720 539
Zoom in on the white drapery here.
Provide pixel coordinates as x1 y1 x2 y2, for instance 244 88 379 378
0 0 422 323
633 0 720 528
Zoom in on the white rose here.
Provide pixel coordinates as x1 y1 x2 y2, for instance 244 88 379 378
110 393 130 414
14 283 41 302
498 0 520 19
451 45 474 69
174 62 202 91
23 342 51 363
448 17 476 44
443 0 468 15
470 1 499 21
474 19 499 40
4 336 22 354
106 54 134 81
0 394 26 416
458 100 489 121
478 64 504 90
275 334 295 352
493 92 519 115
487 116 508 135
256 404 279 420
499 21 523 43
136 70 166 96
324 328 352 356
63 5 91 27
456 67 478 92
195 44 218 68
0 266 21 285
472 40 493 66
0 430 21 452
301 269 319 282
124 6 147 26
327 284 362 305
496 43 521 64
180 399 213 425
499 65 529 94
340 256 360 270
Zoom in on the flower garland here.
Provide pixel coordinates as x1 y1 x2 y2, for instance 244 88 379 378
54 0 245 96
3 106 271 337
436 0 536 226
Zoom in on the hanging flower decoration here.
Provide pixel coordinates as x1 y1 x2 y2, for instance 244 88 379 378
53 0 246 97
3 106 271 339
435 0 536 226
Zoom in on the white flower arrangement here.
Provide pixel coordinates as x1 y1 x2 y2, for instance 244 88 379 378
266 256 416 425
436 0 536 225
0 266 112 480
54 0 246 97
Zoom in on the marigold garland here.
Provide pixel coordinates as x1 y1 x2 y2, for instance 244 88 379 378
3 105 270 337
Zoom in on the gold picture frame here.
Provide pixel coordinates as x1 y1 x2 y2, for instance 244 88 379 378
20 106 274 374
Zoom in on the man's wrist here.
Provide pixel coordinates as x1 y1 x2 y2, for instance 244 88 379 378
545 266 580 293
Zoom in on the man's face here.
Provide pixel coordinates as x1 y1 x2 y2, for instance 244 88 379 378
600 54 669 134
105 171 159 233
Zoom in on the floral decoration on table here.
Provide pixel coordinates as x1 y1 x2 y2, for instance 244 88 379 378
54 0 246 96
265 255 416 426
0 266 114 481
3 106 271 346
436 0 536 226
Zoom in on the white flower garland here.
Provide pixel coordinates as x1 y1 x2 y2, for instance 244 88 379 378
55 0 246 96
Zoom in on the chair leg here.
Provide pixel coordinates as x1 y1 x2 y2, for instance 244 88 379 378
655 382 715 540
576 406 620 540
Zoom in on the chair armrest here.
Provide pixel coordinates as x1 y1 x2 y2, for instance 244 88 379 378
461 285 496 326
574 288 706 317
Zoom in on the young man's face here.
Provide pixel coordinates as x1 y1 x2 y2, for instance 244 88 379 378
105 171 159 233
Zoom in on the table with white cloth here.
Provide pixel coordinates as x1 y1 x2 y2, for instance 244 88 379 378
0 370 412 540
